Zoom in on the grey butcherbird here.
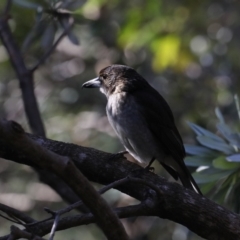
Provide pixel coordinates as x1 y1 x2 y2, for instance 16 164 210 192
82 64 202 195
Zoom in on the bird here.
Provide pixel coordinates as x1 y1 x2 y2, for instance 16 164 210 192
82 64 202 195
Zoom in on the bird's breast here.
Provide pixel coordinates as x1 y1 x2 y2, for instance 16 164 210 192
106 93 162 164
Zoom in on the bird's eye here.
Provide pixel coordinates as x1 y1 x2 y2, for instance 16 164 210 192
101 74 107 80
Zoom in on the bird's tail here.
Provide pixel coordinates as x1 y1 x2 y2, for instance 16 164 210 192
177 161 202 195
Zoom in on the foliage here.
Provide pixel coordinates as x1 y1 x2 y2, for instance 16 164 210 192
185 98 240 212
13 0 84 52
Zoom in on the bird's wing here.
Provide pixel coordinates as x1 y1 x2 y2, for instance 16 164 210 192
132 86 186 161
131 85 202 195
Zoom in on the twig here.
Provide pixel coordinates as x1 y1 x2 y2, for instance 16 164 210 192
0 203 35 224
0 213 21 225
49 214 59 240
30 17 74 73
35 175 162 234
8 225 46 240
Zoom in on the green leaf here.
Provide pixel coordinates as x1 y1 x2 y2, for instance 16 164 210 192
13 0 42 9
196 136 235 154
226 154 240 162
213 156 240 170
184 156 212 167
188 122 225 142
192 168 234 183
184 144 215 156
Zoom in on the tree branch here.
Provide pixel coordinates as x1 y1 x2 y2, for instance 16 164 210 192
0 119 129 240
0 203 35 224
0 13 45 136
8 225 46 240
0 6 86 212
0 120 240 239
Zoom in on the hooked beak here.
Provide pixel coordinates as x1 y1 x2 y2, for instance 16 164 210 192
82 77 101 88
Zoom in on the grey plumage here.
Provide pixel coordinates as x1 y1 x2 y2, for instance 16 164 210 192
82 64 202 195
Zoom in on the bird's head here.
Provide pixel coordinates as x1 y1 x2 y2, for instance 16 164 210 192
82 64 148 97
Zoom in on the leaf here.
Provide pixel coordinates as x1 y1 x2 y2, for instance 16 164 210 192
184 144 215 156
192 169 234 184
188 122 225 142
62 0 86 10
13 0 42 9
67 30 79 45
41 22 56 51
217 123 240 148
224 176 236 203
213 156 240 170
215 107 225 123
21 17 47 52
59 16 79 45
226 154 240 162
196 136 235 154
184 156 212 167
234 94 240 121
151 35 181 71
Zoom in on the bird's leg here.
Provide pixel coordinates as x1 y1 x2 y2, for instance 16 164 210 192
145 157 156 171
130 157 155 177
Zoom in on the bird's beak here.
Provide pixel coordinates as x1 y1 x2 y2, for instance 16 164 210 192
82 77 101 88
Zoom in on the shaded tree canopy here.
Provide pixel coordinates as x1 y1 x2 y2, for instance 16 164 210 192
0 0 240 239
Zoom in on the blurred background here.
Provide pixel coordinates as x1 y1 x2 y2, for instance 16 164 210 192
0 0 240 239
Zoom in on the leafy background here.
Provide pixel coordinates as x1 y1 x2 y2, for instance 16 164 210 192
0 0 240 239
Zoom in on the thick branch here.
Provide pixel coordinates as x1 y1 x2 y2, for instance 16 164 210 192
0 120 240 239
0 120 128 240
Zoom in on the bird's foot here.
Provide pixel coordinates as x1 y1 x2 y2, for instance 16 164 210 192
130 166 155 177
144 157 155 170
145 166 155 172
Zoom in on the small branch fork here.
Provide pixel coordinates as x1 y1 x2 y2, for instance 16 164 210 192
0 0 73 136
33 176 163 240
0 175 161 240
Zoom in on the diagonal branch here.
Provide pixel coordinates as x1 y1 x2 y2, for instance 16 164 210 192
0 203 35 224
0 119 129 240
